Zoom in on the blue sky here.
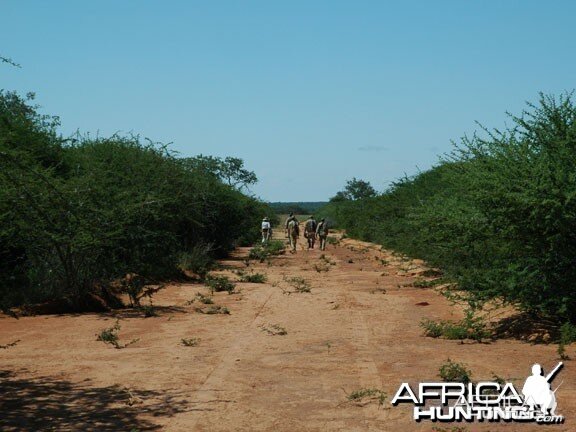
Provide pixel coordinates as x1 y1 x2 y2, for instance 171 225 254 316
2 1 575 201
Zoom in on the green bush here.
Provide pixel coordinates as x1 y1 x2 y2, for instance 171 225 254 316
320 93 576 323
439 359 472 384
265 240 286 255
205 275 236 294
239 272 267 283
560 322 576 344
420 310 490 342
177 243 215 279
248 240 285 262
420 319 447 338
0 90 273 310
248 246 268 262
558 322 576 359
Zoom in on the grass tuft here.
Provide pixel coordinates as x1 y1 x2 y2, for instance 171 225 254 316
238 272 267 283
284 276 311 293
439 359 472 384
260 323 288 336
181 337 201 347
347 388 387 406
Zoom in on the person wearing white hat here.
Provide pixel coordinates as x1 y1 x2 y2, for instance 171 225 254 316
261 217 272 244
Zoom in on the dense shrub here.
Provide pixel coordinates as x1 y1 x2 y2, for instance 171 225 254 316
177 243 215 279
321 93 576 322
0 91 272 310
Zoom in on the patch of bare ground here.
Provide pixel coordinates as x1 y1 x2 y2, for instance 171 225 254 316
1 230 574 431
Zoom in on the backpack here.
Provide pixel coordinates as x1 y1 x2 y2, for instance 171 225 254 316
305 219 316 232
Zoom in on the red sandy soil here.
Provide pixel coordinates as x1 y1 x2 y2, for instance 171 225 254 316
1 232 574 431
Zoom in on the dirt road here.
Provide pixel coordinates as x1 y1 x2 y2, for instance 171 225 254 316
1 231 574 431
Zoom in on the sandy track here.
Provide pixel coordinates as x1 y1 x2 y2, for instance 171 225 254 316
1 232 574 431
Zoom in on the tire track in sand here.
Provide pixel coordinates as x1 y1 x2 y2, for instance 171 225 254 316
165 285 277 431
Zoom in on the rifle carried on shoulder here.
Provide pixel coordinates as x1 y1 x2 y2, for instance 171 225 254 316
546 362 563 382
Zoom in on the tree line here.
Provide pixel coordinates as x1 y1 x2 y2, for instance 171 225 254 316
0 91 271 311
319 93 576 324
269 202 327 215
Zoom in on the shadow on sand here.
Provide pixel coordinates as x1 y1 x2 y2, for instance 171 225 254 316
0 369 188 431
493 312 560 343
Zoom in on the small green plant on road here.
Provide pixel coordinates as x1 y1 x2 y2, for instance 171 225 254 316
439 359 472 384
347 388 387 406
181 337 201 347
284 276 311 293
260 324 287 336
205 275 236 294
96 320 139 349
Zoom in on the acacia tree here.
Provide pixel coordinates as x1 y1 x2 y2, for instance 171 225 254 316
183 155 257 191
219 157 257 190
331 178 377 201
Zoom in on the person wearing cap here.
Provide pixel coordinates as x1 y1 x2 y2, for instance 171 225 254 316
316 218 329 251
261 217 272 244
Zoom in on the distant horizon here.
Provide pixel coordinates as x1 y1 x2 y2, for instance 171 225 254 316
3 0 575 201
267 200 327 204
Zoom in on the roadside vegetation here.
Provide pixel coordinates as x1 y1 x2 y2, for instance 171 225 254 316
248 240 285 262
319 93 576 328
0 90 272 312
420 310 490 342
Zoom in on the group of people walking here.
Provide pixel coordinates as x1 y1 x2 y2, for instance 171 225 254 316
261 213 329 251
